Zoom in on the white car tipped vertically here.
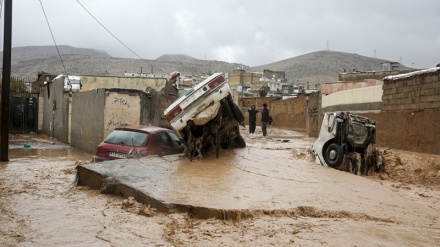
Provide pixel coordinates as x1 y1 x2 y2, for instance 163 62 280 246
164 73 245 161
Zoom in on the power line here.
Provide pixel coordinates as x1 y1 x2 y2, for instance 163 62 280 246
38 0 70 79
75 0 167 75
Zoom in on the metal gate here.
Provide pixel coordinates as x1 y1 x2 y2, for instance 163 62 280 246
10 96 38 133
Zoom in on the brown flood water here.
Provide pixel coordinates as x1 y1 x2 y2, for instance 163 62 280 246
1 130 440 246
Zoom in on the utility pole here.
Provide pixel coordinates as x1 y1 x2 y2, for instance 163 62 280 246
239 67 244 101
1 0 12 161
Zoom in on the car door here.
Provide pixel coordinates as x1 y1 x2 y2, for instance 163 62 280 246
154 131 184 155
167 131 186 154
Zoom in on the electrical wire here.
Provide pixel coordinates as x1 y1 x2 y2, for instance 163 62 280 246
38 0 71 85
75 0 167 75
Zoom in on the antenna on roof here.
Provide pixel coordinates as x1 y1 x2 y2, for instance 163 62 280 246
326 40 330 51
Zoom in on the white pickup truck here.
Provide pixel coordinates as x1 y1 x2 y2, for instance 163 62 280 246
311 112 382 175
164 73 246 160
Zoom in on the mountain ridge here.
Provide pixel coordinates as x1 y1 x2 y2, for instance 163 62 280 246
1 46 409 82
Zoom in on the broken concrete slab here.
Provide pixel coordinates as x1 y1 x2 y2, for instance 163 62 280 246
77 148 439 225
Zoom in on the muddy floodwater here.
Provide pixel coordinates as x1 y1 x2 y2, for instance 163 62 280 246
1 129 440 246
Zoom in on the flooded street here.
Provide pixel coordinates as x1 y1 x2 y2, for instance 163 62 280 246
1 129 440 246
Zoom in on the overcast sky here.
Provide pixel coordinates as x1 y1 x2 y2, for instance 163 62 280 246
3 0 440 68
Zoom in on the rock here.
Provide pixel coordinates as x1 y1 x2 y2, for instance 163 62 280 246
379 173 390 180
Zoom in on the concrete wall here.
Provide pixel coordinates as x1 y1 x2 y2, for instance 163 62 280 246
322 85 383 112
144 82 180 128
229 70 262 87
306 92 320 137
71 89 106 154
71 88 153 154
263 69 285 80
38 96 44 132
81 75 167 92
103 90 142 138
71 84 179 155
42 77 70 143
321 80 383 95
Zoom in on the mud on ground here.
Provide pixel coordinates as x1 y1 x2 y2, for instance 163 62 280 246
1 130 440 246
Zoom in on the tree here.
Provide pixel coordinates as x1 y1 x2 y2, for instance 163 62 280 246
0 77 28 96
259 85 270 97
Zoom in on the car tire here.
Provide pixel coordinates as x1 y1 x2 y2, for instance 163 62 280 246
233 135 246 148
229 102 245 123
324 143 344 167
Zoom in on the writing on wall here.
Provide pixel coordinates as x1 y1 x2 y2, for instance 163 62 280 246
104 92 141 137
113 97 130 107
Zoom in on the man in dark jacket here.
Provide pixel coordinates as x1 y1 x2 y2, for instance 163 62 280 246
261 103 270 138
247 105 258 134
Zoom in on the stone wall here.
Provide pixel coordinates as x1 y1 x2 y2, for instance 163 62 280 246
382 69 440 111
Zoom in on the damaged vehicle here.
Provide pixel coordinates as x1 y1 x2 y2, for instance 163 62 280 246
164 73 246 160
311 112 382 175
95 125 185 161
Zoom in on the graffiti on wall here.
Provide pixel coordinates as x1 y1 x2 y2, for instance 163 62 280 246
308 107 318 123
104 93 141 137
106 119 128 127
113 97 130 107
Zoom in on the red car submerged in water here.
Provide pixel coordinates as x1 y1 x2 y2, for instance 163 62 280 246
95 125 185 161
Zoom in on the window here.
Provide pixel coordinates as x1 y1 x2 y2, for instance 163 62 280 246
168 132 185 148
155 131 173 148
104 130 149 147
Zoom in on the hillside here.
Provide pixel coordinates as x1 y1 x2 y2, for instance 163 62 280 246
1 46 409 82
251 50 410 83
8 54 243 79
0 45 111 66
156 54 197 62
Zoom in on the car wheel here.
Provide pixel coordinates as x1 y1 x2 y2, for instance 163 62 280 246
229 102 245 123
324 143 343 167
233 135 246 148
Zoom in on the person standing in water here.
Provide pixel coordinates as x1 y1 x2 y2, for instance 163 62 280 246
247 104 258 134
261 103 269 138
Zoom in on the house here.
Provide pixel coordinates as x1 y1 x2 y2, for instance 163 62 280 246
41 74 178 154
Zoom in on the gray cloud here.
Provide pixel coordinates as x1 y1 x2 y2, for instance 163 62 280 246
5 0 440 68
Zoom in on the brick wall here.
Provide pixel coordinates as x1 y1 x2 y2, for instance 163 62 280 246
382 69 440 111
240 95 307 131
362 109 440 155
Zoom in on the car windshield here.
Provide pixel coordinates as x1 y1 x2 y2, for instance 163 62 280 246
104 130 150 147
